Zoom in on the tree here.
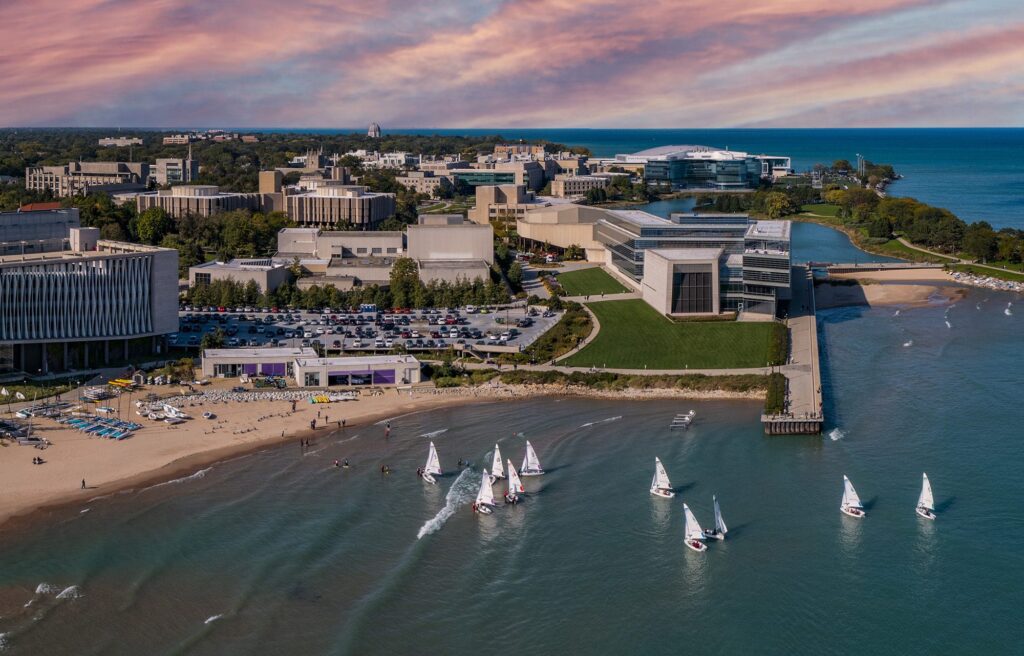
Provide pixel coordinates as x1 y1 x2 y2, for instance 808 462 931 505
200 328 224 350
135 207 174 245
564 244 584 260
507 261 523 287
389 257 419 309
762 192 794 219
963 222 998 262
832 159 853 172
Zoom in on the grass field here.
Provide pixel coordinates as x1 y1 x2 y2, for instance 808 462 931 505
949 264 1024 283
562 299 778 369
800 203 841 217
874 239 956 263
556 267 630 296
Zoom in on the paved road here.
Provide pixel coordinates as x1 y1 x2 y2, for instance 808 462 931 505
779 266 822 419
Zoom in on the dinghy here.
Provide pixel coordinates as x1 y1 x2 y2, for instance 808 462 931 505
520 440 545 476
505 459 524 504
683 503 707 552
490 444 505 481
916 473 936 520
840 475 866 518
703 495 728 540
670 410 696 430
650 457 674 498
473 469 495 514
421 441 442 485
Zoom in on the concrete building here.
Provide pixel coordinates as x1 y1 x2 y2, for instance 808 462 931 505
153 156 199 186
550 175 609 198
418 159 466 175
406 223 492 284
285 184 396 229
551 155 590 176
136 185 264 218
294 355 421 387
641 248 723 316
98 137 142 147
417 214 465 226
0 207 81 256
396 171 452 197
163 134 197 145
25 162 149 197
468 185 549 224
495 144 545 158
516 203 609 258
0 234 178 374
189 258 292 293
200 347 316 378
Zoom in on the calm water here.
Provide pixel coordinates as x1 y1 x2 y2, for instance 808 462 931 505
2 292 1023 655
267 127 1024 230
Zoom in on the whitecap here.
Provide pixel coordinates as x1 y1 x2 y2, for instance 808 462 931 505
581 415 622 428
0 632 8 651
893 310 900 316
55 586 81 600
417 468 475 540
829 428 845 441
1006 308 1014 316
34 583 60 595
903 340 913 348
141 467 212 492
419 429 448 439
80 508 91 514
204 614 223 625
944 320 952 329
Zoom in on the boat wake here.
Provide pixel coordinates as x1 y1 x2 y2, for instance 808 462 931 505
1006 302 1013 316
903 340 913 348
204 614 223 625
55 586 81 600
417 468 475 540
944 320 952 329
829 428 845 441
141 467 212 492
893 309 900 316
419 428 448 439
580 416 622 428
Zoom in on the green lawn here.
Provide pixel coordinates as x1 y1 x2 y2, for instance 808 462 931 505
949 264 1024 283
556 268 630 296
562 299 779 369
874 239 955 263
800 203 841 218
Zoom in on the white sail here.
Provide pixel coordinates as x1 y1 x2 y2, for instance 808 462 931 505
424 441 442 476
918 473 934 511
521 441 543 473
651 457 672 494
476 469 495 506
507 459 524 494
841 475 863 509
713 495 728 535
491 445 505 479
683 503 705 541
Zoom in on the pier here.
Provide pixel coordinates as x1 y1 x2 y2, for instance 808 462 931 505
761 265 824 435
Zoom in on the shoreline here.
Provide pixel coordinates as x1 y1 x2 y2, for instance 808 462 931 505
0 383 760 533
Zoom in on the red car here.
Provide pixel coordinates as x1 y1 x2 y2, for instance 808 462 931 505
217 306 226 312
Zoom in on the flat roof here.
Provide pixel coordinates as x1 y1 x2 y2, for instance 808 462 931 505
203 347 317 359
295 355 420 367
417 259 489 269
0 242 172 265
647 247 724 261
746 220 792 240
605 209 671 226
192 258 285 271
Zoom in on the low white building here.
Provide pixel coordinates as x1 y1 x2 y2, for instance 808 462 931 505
293 355 422 387
200 347 317 378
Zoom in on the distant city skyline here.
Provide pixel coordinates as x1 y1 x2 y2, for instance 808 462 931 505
2 0 1023 129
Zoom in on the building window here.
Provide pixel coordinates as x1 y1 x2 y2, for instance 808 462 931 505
672 265 713 313
356 248 367 254
386 248 397 254
194 273 211 285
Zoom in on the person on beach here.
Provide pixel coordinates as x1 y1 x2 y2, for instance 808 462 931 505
342 419 346 428
333 459 340 468
81 479 86 489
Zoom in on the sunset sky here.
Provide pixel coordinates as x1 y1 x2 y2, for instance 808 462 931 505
2 0 1022 128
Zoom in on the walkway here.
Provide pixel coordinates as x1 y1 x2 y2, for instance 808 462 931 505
895 238 1022 277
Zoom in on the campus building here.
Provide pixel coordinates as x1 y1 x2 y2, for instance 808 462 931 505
200 347 316 378
98 137 143 147
612 145 790 190
199 349 421 387
25 161 150 197
0 227 179 374
136 185 264 218
285 184 396 229
188 258 292 293
0 207 81 256
596 211 791 316
468 185 550 224
550 175 609 198
396 171 452 197
153 156 199 186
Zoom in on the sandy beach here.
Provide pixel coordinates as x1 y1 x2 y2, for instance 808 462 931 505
0 379 760 530
815 269 967 309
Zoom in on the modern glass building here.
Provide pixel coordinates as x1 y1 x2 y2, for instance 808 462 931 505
597 210 791 316
614 145 788 190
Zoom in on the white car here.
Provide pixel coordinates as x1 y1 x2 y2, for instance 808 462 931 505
303 331 314 339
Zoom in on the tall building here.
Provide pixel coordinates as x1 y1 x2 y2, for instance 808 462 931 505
0 225 178 374
368 123 382 138
25 162 149 197
136 185 264 218
153 151 199 186
285 184 396 229
468 184 550 225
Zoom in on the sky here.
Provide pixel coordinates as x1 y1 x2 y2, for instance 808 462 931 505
1 0 1022 129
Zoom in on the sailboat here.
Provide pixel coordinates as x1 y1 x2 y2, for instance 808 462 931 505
505 459 524 504
840 475 866 518
916 473 936 520
473 469 495 514
490 444 505 481
650 457 674 498
421 441 442 485
520 440 545 476
703 495 728 540
683 503 707 552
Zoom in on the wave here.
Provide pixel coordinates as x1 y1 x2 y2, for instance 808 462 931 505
55 586 81 600
944 320 952 329
580 416 622 428
204 614 223 625
0 632 8 651
34 583 61 595
829 428 845 441
417 468 476 540
79 508 91 514
893 310 900 316
140 467 212 492
419 428 448 439
902 340 913 348
303 445 329 456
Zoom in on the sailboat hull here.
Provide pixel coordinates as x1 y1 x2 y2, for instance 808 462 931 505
685 539 707 552
473 503 493 515
421 472 437 485
702 530 725 540
520 470 544 477
916 507 936 520
840 505 865 518
650 489 675 499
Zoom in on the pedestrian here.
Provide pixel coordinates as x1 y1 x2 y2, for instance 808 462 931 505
81 479 86 489
342 418 346 428
325 414 329 423
317 410 321 418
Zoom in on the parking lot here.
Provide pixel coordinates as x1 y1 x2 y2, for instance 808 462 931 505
169 305 563 357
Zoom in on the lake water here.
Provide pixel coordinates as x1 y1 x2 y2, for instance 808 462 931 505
1 222 1022 653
